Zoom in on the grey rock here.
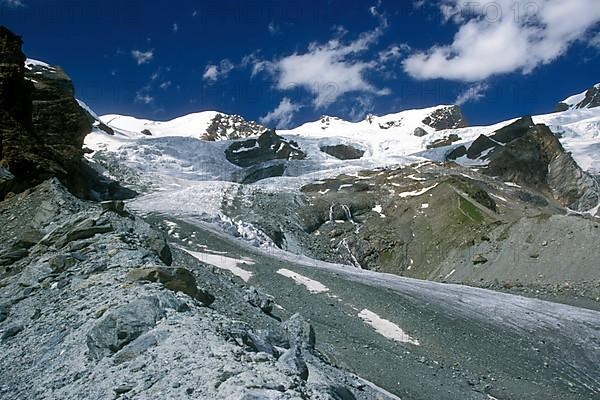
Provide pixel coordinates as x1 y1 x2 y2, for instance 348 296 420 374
283 314 316 350
320 144 365 160
126 266 214 305
245 287 274 314
413 127 429 137
86 296 166 361
144 230 172 266
0 304 9 323
472 254 488 265
1 324 23 340
277 346 309 380
113 330 169 365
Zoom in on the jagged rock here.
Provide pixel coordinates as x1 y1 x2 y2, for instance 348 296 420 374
277 346 309 380
427 134 461 149
202 113 267 141
1 325 23 340
244 287 274 314
413 127 429 137
141 129 152 136
100 200 126 215
0 27 134 201
466 135 499 160
41 217 113 248
86 296 166 361
490 116 534 144
487 124 599 210
320 144 365 160
447 145 467 160
225 129 305 168
556 84 600 111
144 230 173 266
241 164 287 184
126 266 215 305
0 304 9 323
472 254 488 265
283 314 316 351
112 330 169 365
0 247 28 266
422 105 467 130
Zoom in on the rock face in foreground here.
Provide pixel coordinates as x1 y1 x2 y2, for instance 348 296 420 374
0 27 134 201
0 179 390 400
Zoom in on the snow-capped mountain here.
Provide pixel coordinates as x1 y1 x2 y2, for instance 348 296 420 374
557 83 600 111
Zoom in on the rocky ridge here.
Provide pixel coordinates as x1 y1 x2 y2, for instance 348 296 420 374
0 179 394 400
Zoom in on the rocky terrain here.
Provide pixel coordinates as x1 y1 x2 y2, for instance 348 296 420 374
2 24 600 400
0 179 395 400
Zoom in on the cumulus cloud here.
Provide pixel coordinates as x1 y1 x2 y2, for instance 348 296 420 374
131 49 154 65
247 8 391 108
202 59 234 82
260 98 302 129
455 83 490 105
404 0 600 81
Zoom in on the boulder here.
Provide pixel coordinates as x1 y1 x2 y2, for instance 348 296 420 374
86 296 166 361
320 144 365 160
413 127 429 137
144 230 173 266
277 346 308 380
282 314 315 350
126 266 215 305
140 129 152 136
244 287 274 314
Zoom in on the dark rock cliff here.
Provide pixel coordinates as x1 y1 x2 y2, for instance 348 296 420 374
0 26 134 201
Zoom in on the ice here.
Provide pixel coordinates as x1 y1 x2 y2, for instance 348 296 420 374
358 309 420 346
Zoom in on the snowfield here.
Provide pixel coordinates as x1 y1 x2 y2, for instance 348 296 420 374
83 95 600 237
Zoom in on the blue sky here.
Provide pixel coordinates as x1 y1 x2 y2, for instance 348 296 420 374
2 0 600 127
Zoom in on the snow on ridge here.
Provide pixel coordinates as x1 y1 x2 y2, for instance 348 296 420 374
25 58 53 70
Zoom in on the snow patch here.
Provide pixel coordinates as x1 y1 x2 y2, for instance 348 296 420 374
184 249 254 282
276 269 330 294
358 309 420 346
398 184 438 198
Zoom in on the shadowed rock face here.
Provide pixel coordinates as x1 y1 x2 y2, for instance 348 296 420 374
0 26 135 201
225 129 305 168
320 144 365 160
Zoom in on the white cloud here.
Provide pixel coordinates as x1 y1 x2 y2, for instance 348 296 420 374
591 32 600 49
248 9 390 108
202 59 234 82
455 83 489 105
268 22 279 35
2 0 24 7
159 81 172 90
173 23 179 33
131 49 154 65
260 98 302 129
404 0 600 81
135 91 154 104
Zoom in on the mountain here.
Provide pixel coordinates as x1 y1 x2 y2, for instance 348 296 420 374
556 83 600 111
3 26 600 400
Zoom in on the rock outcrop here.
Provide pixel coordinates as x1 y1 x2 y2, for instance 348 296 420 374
225 129 305 168
202 113 267 141
422 105 467 130
556 83 600 111
0 26 134 201
0 178 391 400
320 144 365 160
